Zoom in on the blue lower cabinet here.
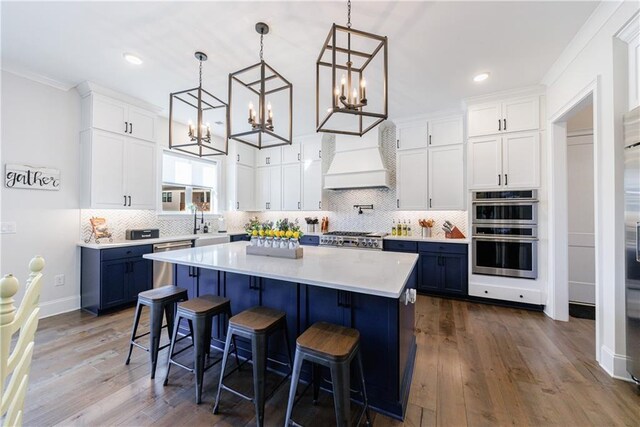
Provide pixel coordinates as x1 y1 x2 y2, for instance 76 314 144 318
175 264 198 298
230 234 249 242
260 278 299 365
442 253 467 295
418 252 441 292
299 235 319 246
81 245 153 315
223 272 261 355
417 242 468 296
383 239 418 253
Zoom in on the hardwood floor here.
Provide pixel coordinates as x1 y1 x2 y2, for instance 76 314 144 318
22 296 639 426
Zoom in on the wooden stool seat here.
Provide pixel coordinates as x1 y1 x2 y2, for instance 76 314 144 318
178 295 230 316
229 306 285 333
296 321 360 361
138 285 188 303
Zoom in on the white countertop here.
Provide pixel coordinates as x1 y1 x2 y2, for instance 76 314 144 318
143 241 419 299
383 235 469 244
78 231 246 249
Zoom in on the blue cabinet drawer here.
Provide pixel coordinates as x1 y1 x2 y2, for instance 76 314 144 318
300 235 319 246
101 245 153 261
383 239 418 253
230 234 249 242
418 242 467 255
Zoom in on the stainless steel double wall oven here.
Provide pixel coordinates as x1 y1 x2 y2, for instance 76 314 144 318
472 190 539 279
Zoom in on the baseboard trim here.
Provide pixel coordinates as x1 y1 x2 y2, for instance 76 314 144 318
38 296 80 319
600 345 633 382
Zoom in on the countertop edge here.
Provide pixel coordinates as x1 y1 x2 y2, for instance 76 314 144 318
383 235 469 244
77 232 246 249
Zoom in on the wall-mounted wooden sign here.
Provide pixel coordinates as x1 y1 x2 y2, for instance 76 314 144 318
4 164 60 190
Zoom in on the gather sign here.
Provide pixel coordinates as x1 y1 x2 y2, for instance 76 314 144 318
4 164 61 191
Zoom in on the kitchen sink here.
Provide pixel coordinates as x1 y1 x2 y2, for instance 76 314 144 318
193 235 230 247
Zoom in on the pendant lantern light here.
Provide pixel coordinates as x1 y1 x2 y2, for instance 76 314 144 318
169 52 229 157
228 22 293 149
316 0 388 136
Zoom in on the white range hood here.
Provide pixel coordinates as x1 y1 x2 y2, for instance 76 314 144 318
324 133 390 190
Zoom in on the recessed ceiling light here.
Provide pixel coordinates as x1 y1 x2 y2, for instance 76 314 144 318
473 72 490 83
123 53 143 65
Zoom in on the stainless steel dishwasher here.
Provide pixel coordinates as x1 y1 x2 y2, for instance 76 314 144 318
152 240 193 288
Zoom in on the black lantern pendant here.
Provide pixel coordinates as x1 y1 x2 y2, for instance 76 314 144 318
228 22 293 149
169 52 229 157
316 0 388 136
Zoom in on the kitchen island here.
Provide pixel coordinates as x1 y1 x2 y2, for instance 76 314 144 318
144 241 418 420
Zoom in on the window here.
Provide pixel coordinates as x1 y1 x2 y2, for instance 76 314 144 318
161 151 219 214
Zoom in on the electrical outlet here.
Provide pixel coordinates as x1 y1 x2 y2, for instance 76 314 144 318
0 222 17 234
54 274 65 287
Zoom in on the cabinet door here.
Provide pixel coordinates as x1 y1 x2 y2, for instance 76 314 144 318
468 136 502 189
282 142 301 164
127 106 156 142
282 163 302 210
502 132 540 188
502 97 539 134
100 260 128 309
418 252 441 291
304 286 348 327
236 142 256 166
397 123 428 150
255 167 270 211
92 95 127 135
441 253 468 295
236 164 255 211
175 264 198 298
269 166 282 210
260 278 299 364
467 102 502 137
428 116 463 147
428 145 464 210
124 139 156 209
302 160 322 211
91 131 126 208
396 149 428 210
224 273 260 353
301 138 322 162
127 258 152 301
256 147 282 166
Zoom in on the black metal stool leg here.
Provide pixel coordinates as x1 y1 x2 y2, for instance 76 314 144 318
252 333 267 427
148 302 164 379
163 314 182 386
329 360 351 427
125 302 143 365
203 317 213 358
164 302 175 342
312 363 322 404
213 328 234 414
357 351 372 426
284 350 304 426
283 321 294 375
193 315 207 404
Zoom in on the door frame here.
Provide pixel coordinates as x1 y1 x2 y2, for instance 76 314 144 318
546 77 601 360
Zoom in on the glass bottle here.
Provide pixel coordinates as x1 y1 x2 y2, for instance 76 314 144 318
392 219 397 236
402 220 408 236
408 220 412 236
396 219 402 236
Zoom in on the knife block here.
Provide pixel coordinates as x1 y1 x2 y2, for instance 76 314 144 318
445 226 466 239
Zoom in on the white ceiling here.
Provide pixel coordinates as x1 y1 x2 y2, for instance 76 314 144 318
1 1 598 136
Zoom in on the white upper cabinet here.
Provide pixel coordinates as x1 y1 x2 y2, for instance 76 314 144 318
235 142 256 167
84 94 156 142
256 146 282 166
282 163 302 210
467 103 502 137
236 164 255 211
502 132 540 188
282 142 301 164
396 148 428 210
302 159 323 211
302 138 322 162
428 145 464 210
429 116 464 147
397 123 428 150
468 132 539 190
255 165 282 211
81 130 156 209
467 95 539 137
468 136 502 189
502 97 540 134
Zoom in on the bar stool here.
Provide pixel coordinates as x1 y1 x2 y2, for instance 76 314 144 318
125 285 188 379
284 322 371 427
163 294 240 404
213 306 293 427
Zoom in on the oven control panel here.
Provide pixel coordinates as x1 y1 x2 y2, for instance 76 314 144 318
319 236 382 250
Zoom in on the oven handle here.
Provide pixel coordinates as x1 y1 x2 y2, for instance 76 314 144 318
472 200 539 206
472 236 539 242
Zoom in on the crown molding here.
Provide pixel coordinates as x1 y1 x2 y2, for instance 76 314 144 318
462 85 546 106
76 81 163 113
616 9 640 42
1 66 75 91
541 0 625 87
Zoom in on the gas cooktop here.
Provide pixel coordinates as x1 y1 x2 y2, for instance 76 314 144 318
320 231 388 250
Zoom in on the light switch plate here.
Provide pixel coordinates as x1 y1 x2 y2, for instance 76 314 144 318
54 274 65 287
0 222 17 234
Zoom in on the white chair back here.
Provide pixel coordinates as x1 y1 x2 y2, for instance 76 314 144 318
0 256 45 427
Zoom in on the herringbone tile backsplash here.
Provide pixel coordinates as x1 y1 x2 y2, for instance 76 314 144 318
81 122 467 241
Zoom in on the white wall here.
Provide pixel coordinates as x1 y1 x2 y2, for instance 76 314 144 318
543 0 639 378
0 70 81 317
